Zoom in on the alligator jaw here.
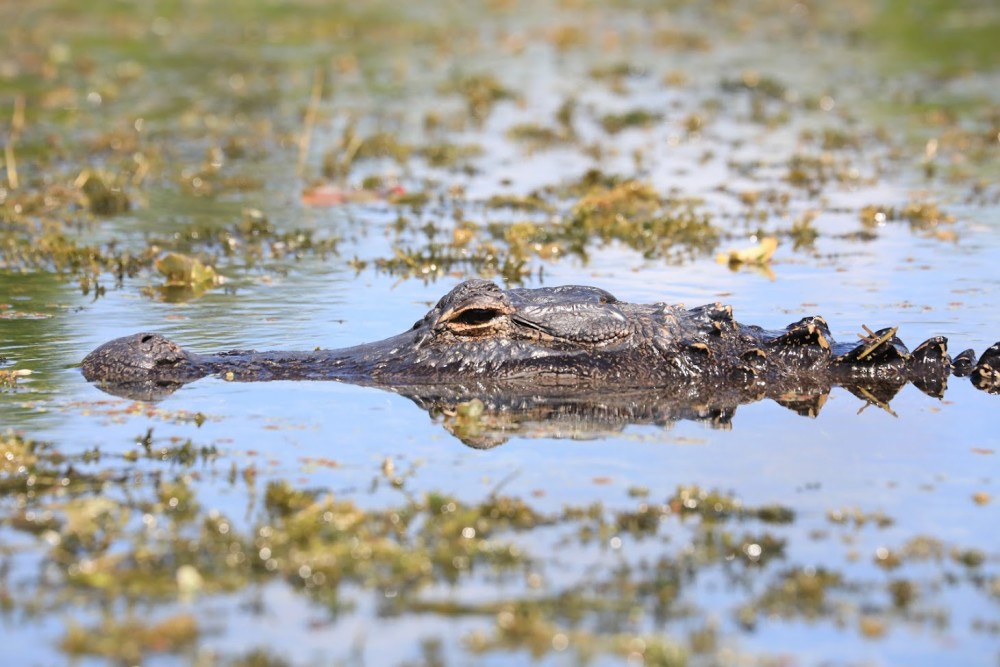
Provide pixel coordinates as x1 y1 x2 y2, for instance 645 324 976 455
79 329 426 399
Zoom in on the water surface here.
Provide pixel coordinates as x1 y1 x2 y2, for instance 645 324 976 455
1 1 999 665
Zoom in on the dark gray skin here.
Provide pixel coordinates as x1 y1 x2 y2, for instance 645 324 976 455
81 280 1000 412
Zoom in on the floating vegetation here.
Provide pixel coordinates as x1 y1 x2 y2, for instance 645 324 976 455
78 170 131 216
589 62 648 81
569 180 720 260
322 127 413 178
442 73 516 122
746 567 844 621
484 193 553 213
3 1 1000 664
61 613 199 663
786 153 847 192
0 0 985 292
390 190 431 207
787 210 820 249
1 428 995 664
154 252 220 289
419 141 484 168
506 123 571 150
817 127 863 151
860 201 956 231
653 28 711 52
572 180 661 219
0 368 31 388
373 242 529 284
353 131 414 163
599 108 664 134
721 71 789 100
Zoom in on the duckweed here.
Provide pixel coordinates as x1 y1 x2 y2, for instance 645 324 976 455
61 613 199 663
506 123 570 150
599 109 664 134
442 73 516 123
484 193 553 213
419 141 484 168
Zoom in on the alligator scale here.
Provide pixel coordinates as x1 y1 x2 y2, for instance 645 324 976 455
82 280 1000 443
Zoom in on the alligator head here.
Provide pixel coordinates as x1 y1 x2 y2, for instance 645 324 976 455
82 279 671 394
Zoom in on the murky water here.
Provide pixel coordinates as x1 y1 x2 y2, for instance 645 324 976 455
2 2 999 665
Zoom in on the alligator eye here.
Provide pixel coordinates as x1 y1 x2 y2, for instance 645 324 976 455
452 308 501 326
443 307 506 334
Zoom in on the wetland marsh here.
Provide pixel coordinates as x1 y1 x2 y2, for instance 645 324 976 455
1 1 999 665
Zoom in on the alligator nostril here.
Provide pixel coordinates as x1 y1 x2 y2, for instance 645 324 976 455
140 334 154 343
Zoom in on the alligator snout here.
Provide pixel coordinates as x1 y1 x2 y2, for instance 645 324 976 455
81 332 194 382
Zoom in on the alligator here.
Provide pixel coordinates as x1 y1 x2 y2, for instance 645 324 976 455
81 279 1000 441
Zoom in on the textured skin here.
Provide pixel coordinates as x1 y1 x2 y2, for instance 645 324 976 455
81 279 1000 403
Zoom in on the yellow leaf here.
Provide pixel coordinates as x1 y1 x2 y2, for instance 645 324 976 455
716 237 778 266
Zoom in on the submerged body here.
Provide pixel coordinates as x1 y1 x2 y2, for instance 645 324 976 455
82 279 1000 403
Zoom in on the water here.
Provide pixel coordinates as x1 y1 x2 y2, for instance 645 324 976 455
1 1 999 665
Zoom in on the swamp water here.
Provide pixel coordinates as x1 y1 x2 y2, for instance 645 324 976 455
1 2 998 665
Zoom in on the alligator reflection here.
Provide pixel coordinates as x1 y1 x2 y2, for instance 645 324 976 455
87 373 966 449
393 378 943 449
